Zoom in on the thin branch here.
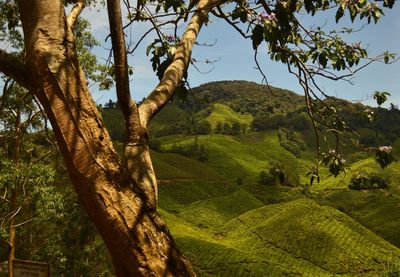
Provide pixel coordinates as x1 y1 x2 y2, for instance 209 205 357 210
127 21 173 54
12 218 35 228
1 196 27 224
291 63 321 171
139 0 225 127
107 0 137 133
0 79 14 112
32 149 54 164
190 57 219 74
143 6 165 43
0 50 29 89
67 0 85 28
212 7 250 39
257 0 273 13
0 195 10 203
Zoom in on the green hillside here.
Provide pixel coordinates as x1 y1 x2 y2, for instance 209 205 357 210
158 132 310 183
147 130 400 276
161 195 400 276
316 189 400 248
99 80 400 276
205 103 253 129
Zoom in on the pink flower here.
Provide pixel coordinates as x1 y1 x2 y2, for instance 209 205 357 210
259 12 277 22
165 35 176 42
351 42 361 49
379 146 392 153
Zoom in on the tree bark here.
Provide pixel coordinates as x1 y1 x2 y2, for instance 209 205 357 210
7 189 16 277
16 0 195 276
8 109 21 277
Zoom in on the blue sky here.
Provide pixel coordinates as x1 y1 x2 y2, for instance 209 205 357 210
85 4 400 107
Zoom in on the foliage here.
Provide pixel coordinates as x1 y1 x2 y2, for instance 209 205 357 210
168 197 400 276
74 18 114 90
321 149 346 177
252 114 285 131
374 91 391 107
385 263 400 277
349 172 389 190
375 146 397 168
101 106 125 141
277 127 307 157
268 162 300 187
193 120 212 135
0 160 55 191
166 139 209 162
245 0 396 75
269 163 288 186
286 112 312 131
179 81 304 117
258 170 275 186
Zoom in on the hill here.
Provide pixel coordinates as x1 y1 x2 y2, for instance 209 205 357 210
99 80 400 276
103 80 400 153
178 80 305 115
161 195 400 276
147 130 400 275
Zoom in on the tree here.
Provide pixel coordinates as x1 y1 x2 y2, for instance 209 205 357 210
194 119 212 135
0 80 53 276
230 121 242 135
222 122 231 134
215 121 223 134
0 0 396 276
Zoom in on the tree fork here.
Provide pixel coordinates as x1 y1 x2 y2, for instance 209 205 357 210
16 0 195 275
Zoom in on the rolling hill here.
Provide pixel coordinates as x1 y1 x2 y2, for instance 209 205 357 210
101 80 400 276
147 130 400 276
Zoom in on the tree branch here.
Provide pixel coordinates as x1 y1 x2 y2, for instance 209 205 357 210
138 0 223 127
107 0 131 108
67 0 85 28
0 50 29 89
107 0 142 142
212 7 250 39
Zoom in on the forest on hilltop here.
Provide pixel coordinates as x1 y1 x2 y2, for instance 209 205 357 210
103 81 400 150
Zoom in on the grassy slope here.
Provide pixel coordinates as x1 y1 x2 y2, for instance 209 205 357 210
151 132 400 276
160 131 311 183
151 151 234 212
100 82 400 276
162 196 400 276
314 155 400 190
316 189 400 248
150 103 189 127
221 198 400 275
206 103 253 128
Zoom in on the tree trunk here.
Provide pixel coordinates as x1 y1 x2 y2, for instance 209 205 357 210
8 109 21 277
17 1 195 276
7 190 16 277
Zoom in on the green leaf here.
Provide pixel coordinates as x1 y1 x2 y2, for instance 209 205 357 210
373 91 391 106
251 24 264 50
375 146 397 168
318 53 328 68
156 59 172 80
174 85 189 100
239 12 248 23
384 55 389 64
384 0 395 8
335 7 344 23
